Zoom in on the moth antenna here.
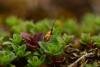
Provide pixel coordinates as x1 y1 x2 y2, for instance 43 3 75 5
50 20 55 35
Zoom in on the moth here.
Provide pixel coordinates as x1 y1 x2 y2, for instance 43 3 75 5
44 21 55 41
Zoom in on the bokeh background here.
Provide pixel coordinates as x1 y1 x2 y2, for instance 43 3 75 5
0 0 100 21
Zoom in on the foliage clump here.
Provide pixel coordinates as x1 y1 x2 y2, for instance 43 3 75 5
0 14 100 67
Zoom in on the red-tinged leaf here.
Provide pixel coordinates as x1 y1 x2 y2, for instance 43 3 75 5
21 32 32 42
50 55 65 64
32 32 44 42
21 32 44 51
87 44 95 49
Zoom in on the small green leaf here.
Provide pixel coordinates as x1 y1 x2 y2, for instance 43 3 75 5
11 34 22 45
62 34 73 45
92 35 100 47
0 51 16 65
27 56 45 67
14 45 26 57
80 33 91 45
39 41 64 56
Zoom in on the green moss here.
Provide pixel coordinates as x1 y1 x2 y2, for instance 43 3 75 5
0 14 100 66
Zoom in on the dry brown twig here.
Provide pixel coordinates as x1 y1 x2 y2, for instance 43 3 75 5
68 52 94 67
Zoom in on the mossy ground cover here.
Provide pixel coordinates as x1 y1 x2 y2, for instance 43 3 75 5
0 14 100 67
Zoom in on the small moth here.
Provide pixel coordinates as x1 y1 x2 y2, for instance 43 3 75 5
44 21 55 41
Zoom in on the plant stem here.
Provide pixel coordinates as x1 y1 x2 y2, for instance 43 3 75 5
68 52 94 67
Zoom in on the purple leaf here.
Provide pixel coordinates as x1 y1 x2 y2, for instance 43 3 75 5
21 32 44 51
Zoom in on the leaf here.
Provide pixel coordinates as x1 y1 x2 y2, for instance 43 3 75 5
80 33 91 45
32 19 52 33
27 56 45 67
92 35 100 47
21 32 44 51
14 45 26 57
39 40 64 56
62 34 73 45
0 51 16 65
11 34 22 45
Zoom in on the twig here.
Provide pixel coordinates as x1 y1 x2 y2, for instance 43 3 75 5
68 53 94 67
80 60 88 67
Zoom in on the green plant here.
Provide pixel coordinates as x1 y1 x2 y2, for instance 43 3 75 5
64 19 78 35
5 16 34 33
85 62 98 67
2 34 28 57
5 17 53 34
0 51 16 65
80 33 92 45
62 34 73 45
39 34 68 56
92 35 100 47
11 34 28 57
6 16 19 26
81 14 100 34
31 19 52 33
11 34 22 45
81 14 96 34
40 42 64 56
27 55 45 67
0 14 100 67
0 29 8 46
